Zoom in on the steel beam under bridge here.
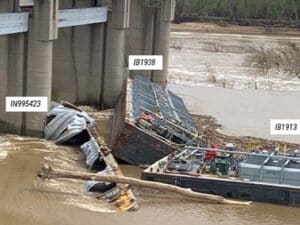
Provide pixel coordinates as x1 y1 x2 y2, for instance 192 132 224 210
0 7 108 36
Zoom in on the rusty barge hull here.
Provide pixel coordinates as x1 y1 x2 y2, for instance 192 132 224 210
111 77 201 165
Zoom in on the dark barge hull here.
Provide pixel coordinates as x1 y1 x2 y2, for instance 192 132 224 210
142 171 300 206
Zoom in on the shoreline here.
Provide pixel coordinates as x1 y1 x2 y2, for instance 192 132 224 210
171 21 300 37
192 114 300 151
169 84 300 145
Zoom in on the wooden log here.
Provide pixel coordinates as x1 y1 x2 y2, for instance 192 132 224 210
38 164 252 206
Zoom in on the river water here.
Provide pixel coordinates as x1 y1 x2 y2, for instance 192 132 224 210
1 133 300 225
168 84 300 144
168 29 300 91
1 26 300 224
168 26 300 144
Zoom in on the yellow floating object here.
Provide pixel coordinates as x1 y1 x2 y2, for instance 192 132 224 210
114 190 137 212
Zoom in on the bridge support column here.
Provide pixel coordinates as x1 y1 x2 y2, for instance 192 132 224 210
89 19 105 106
102 0 130 108
25 0 58 137
127 0 155 80
152 0 175 84
3 0 26 134
126 0 175 83
7 32 26 134
0 1 10 132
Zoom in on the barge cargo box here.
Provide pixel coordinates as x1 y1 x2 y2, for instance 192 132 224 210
111 77 202 165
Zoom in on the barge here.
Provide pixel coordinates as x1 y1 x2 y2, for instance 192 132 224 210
44 101 138 212
142 147 300 206
111 76 202 165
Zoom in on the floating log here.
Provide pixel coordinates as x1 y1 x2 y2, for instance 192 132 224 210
38 164 252 206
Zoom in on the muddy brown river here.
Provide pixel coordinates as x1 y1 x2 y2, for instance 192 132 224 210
168 23 300 144
1 24 300 224
0 134 299 225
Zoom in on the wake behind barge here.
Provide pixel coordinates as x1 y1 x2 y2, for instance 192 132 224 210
111 76 202 165
142 147 300 206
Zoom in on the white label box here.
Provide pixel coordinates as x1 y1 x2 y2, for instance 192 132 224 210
129 55 163 70
6 96 48 112
270 119 300 135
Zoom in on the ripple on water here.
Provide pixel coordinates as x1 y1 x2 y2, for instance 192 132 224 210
0 134 116 213
0 135 60 161
0 149 9 160
0 136 17 160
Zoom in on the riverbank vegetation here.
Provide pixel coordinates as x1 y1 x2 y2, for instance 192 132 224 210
176 0 299 25
244 41 300 78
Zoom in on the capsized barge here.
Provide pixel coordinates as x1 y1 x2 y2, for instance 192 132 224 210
44 101 137 212
142 147 300 206
111 76 202 165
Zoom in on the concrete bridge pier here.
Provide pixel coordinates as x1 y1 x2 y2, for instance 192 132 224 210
52 0 107 106
126 0 175 84
7 32 26 135
89 0 106 106
89 22 106 106
152 0 175 83
126 0 157 80
0 0 12 132
0 0 175 137
102 0 130 108
69 0 92 104
24 0 58 136
0 1 28 135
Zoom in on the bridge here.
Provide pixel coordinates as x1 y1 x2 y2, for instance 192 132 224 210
0 0 175 136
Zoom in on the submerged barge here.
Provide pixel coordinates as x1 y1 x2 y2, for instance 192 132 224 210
142 147 300 206
111 76 202 165
44 101 137 212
